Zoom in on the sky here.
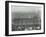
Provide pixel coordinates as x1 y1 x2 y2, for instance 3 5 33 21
11 4 42 19
11 5 41 13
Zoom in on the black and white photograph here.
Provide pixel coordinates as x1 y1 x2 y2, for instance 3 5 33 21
5 1 45 36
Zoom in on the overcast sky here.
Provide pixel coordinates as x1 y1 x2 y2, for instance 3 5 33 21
11 5 42 19
11 5 41 13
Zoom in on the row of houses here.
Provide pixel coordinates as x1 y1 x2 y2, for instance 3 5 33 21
12 15 41 31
